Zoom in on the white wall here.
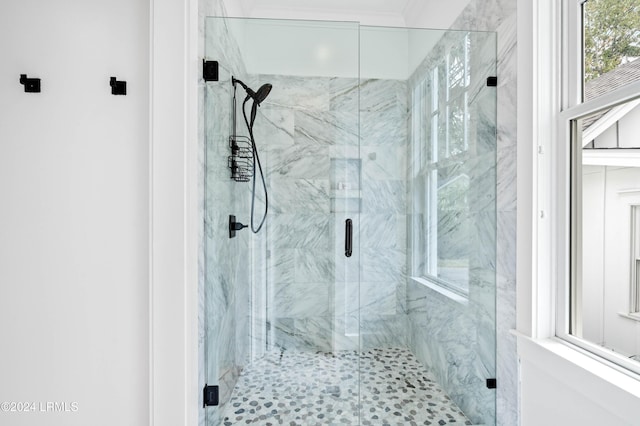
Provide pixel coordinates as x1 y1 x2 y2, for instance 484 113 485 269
581 165 640 356
0 1 149 425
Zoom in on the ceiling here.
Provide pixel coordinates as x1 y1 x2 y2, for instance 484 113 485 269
234 0 469 27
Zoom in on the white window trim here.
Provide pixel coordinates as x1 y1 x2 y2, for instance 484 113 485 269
524 0 640 378
516 0 562 340
632 206 640 314
517 2 640 422
557 82 640 336
558 80 640 378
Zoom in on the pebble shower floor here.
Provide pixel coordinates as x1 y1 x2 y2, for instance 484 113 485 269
221 347 471 425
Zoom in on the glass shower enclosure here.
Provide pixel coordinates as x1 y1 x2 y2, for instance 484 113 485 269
203 16 497 426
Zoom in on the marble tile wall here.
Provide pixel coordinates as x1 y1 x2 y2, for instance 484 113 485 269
253 74 409 353
406 30 497 426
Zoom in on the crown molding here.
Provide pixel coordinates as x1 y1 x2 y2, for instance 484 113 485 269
248 5 406 26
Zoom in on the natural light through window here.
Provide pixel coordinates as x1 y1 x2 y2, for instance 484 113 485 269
561 0 640 374
411 33 471 296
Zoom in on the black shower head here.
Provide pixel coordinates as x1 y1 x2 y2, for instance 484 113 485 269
232 77 272 106
254 84 272 105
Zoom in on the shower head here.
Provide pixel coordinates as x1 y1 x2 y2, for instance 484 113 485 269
254 84 272 105
232 77 272 106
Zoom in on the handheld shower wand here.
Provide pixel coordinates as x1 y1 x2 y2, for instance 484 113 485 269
232 77 272 234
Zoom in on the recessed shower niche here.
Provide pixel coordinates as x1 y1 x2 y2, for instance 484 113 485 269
330 158 361 213
203 17 497 426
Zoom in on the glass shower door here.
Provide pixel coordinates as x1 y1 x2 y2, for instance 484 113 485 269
358 26 497 425
203 17 362 425
203 16 497 426
255 18 362 424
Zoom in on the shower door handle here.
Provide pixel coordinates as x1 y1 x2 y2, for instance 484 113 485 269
345 219 352 258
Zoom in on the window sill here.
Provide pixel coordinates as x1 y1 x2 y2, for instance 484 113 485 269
515 332 640 397
618 312 640 322
409 276 469 305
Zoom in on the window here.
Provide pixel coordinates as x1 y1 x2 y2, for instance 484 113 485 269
558 0 640 374
631 206 640 314
411 33 471 297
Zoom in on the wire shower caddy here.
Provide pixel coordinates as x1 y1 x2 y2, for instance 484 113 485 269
228 81 254 182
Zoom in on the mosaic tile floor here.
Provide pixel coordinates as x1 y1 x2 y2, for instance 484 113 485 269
221 347 472 425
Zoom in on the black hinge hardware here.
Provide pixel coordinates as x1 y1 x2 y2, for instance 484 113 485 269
203 384 219 407
486 378 497 389
110 77 127 95
486 76 498 87
20 74 41 93
203 60 219 81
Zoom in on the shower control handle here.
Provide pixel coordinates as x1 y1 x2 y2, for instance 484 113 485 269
229 215 248 239
345 219 353 258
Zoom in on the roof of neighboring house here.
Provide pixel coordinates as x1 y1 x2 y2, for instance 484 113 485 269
583 59 640 136
585 58 640 101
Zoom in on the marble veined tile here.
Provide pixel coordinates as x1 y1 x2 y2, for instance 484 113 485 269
470 0 516 32
273 281 331 318
360 247 405 283
472 89 498 157
360 109 407 146
361 180 406 214
268 178 330 214
359 214 406 249
359 79 408 113
469 267 497 313
497 144 516 212
361 145 406 181
265 142 329 179
294 249 334 283
272 317 334 352
294 110 358 146
205 18 247 79
328 77 359 112
205 84 232 141
258 74 330 112
469 211 497 271
330 158 361 191
359 281 397 316
360 314 407 349
254 105 295 147
467 152 497 213
334 243 360 284
407 279 496 425
270 214 331 249
334 280 396 318
497 211 516 282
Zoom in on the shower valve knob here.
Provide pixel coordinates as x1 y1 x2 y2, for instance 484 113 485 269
229 215 247 238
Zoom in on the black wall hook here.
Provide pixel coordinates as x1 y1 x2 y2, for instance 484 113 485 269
20 74 41 93
110 77 126 95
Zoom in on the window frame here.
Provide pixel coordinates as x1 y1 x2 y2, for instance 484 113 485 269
555 0 640 376
411 33 472 298
630 205 640 315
